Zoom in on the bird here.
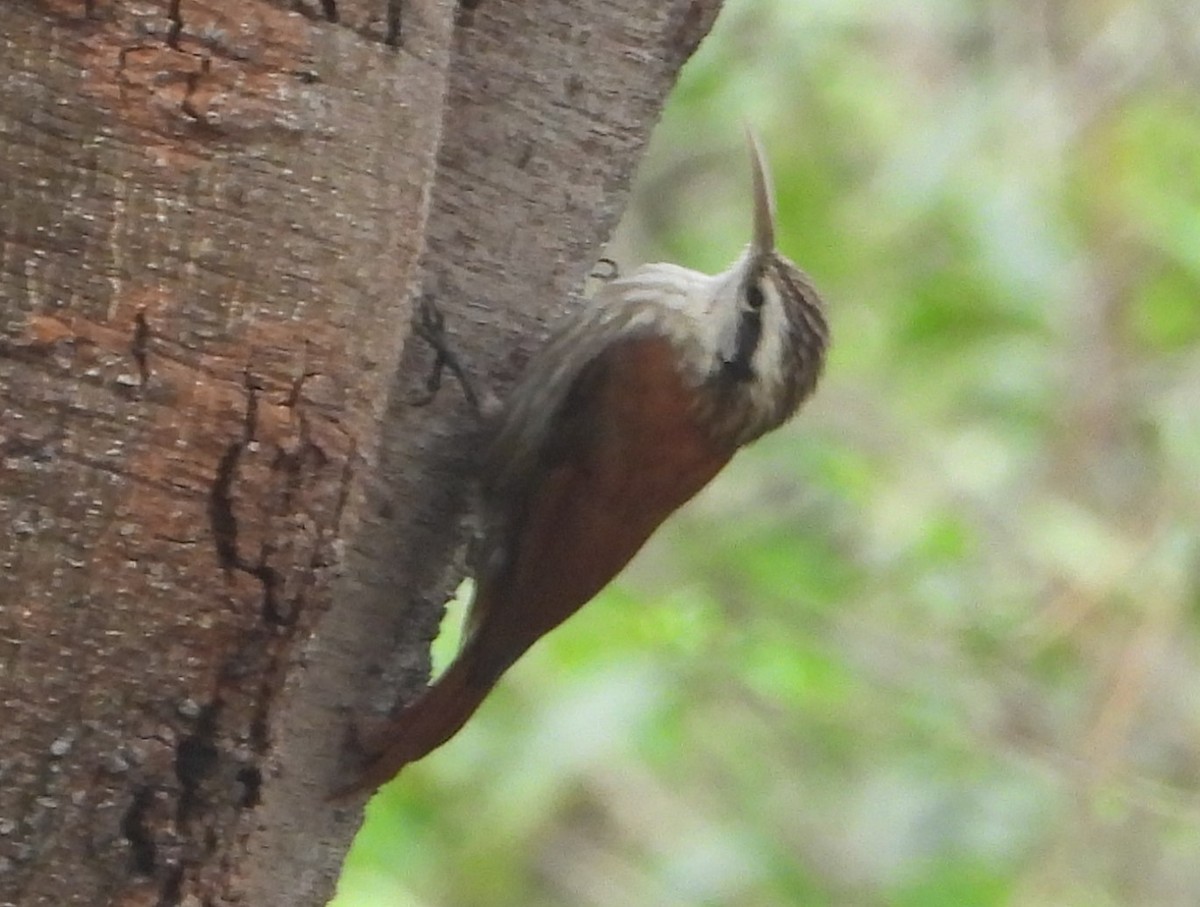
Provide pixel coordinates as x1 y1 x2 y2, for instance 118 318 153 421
338 130 829 796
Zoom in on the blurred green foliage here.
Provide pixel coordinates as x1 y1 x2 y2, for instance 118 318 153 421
333 0 1200 903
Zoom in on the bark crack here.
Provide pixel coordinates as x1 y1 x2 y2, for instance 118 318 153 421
175 703 221 827
156 866 184 907
386 0 402 47
131 309 151 389
456 0 484 28
180 57 212 124
208 441 244 572
207 370 259 574
247 553 287 626
208 367 335 627
235 766 262 809
165 0 183 50
120 787 158 876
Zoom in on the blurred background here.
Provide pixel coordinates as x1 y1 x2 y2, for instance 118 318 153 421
333 0 1200 903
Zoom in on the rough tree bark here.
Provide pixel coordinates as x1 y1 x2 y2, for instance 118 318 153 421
0 1 722 905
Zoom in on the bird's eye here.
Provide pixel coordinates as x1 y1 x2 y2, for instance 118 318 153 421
746 282 765 309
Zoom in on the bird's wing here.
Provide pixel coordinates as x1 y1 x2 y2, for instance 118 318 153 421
462 332 733 684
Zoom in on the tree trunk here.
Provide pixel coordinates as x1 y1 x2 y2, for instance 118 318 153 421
0 1 721 905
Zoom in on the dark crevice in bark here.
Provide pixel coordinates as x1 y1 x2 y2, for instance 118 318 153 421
236 767 262 808
209 440 243 572
248 556 289 626
248 677 274 753
175 702 220 827
292 0 339 24
207 372 258 573
243 372 261 440
132 309 151 389
166 0 183 50
207 363 330 628
121 787 158 876
456 0 483 27
385 0 402 46
155 866 184 907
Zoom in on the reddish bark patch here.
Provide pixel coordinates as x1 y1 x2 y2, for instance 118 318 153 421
45 0 319 165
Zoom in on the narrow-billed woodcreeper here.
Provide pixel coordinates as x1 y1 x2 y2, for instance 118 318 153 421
343 132 829 795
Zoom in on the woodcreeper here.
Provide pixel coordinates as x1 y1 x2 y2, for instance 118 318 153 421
340 131 829 795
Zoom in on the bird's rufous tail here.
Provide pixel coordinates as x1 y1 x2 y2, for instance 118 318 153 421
331 653 495 799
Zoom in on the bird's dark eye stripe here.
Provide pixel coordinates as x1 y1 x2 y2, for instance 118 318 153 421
746 283 765 309
723 302 762 383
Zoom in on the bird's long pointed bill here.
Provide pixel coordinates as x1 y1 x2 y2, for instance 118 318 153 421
746 128 776 256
